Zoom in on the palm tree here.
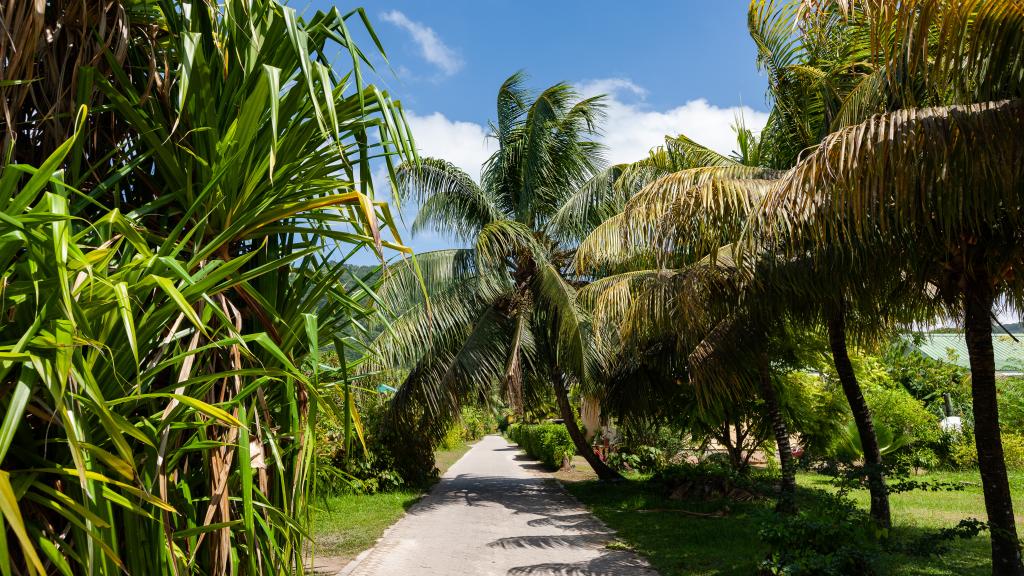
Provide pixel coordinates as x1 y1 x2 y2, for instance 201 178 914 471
757 1 1024 571
743 0 910 528
369 73 622 480
581 248 803 512
573 125 808 511
581 0 912 528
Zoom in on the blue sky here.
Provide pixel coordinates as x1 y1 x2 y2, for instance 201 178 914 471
299 2 771 262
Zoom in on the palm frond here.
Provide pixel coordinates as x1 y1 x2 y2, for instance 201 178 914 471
368 273 511 372
474 219 543 271
396 158 505 241
864 0 1024 105
688 314 763 412
576 166 779 271
547 164 630 243
756 99 1024 253
390 300 517 439
531 260 597 392
377 249 480 315
666 134 740 168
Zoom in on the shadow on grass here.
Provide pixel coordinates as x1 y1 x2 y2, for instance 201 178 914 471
563 477 995 576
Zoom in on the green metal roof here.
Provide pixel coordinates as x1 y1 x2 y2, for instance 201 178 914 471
909 333 1024 373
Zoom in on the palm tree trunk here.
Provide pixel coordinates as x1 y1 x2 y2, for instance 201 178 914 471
963 270 1023 576
826 307 892 529
552 373 622 481
758 353 797 514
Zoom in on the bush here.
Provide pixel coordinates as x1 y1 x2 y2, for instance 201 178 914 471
882 339 971 419
782 371 849 464
863 382 940 449
941 428 1024 471
999 377 1024 433
507 422 575 469
439 424 465 451
608 445 665 474
758 492 878 576
439 405 493 450
612 420 690 473
459 405 491 441
653 460 775 501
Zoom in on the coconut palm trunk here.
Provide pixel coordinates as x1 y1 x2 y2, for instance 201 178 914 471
758 352 797 514
552 368 622 481
963 267 1023 575
826 307 891 529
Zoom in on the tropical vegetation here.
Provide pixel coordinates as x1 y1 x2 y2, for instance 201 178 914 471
365 72 622 480
2 0 1023 574
0 0 412 573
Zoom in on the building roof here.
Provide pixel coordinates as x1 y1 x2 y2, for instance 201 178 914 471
910 333 1024 373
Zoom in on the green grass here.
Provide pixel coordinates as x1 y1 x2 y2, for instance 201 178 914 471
435 440 475 475
565 479 767 576
564 469 1024 575
311 490 422 563
310 440 476 567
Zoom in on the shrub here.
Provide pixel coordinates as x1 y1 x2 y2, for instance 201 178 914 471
507 423 575 469
613 420 691 473
941 428 1024 471
459 405 491 441
439 405 493 450
882 339 972 418
608 445 666 474
439 424 465 451
863 382 940 449
653 460 775 501
758 492 878 576
781 371 849 464
375 421 439 488
999 377 1024 433
1004 433 1024 469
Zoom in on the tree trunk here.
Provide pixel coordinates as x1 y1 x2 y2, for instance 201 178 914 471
552 373 622 481
758 353 797 514
963 270 1023 576
826 307 892 529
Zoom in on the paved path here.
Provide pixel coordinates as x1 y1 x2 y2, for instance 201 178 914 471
341 434 659 576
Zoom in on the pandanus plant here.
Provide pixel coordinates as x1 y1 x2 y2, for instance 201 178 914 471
0 0 414 573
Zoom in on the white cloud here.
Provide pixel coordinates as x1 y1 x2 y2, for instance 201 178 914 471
380 10 462 76
578 78 770 165
578 77 648 100
405 111 495 181
400 78 768 194
381 82 765 252
368 111 492 249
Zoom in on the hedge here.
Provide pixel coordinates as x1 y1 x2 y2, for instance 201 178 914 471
506 422 576 469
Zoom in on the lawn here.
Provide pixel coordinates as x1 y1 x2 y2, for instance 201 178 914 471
309 441 476 571
563 469 1023 576
435 440 475 475
310 490 422 568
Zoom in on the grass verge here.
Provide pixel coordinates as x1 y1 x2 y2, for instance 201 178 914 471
562 469 1022 576
309 440 477 571
310 490 422 569
435 440 475 475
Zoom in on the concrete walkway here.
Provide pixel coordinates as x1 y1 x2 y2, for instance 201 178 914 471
340 434 659 576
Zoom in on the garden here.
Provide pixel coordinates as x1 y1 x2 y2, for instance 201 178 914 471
2 0 1024 575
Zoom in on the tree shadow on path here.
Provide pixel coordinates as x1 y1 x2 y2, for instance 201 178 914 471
407 452 658 575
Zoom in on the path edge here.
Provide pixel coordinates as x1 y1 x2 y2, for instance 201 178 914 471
332 439 482 575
